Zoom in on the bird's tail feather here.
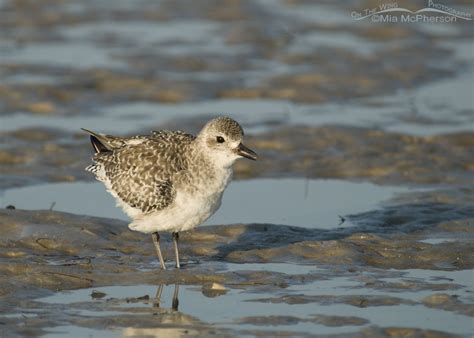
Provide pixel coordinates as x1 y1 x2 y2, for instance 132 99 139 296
81 128 111 154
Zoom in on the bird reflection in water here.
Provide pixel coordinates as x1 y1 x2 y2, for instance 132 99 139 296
153 284 179 311
122 284 206 338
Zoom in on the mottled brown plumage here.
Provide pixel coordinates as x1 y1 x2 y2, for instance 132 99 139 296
87 131 195 213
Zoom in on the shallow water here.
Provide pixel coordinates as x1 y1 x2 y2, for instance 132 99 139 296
0 42 125 69
0 99 288 133
1 178 411 229
36 284 367 335
32 263 473 336
61 20 221 45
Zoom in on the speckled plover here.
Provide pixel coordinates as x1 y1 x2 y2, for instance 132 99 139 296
83 117 257 269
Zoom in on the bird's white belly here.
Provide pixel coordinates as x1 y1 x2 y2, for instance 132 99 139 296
129 170 232 233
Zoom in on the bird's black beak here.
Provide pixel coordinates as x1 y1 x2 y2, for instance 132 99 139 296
236 143 258 160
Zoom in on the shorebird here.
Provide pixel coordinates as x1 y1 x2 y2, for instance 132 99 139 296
82 117 257 270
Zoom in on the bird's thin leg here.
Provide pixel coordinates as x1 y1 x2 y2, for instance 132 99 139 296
172 232 180 269
172 284 180 311
153 284 164 307
152 232 166 270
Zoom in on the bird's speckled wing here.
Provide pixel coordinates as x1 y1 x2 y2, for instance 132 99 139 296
91 131 195 213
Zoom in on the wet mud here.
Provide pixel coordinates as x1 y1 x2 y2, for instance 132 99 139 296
2 124 473 189
0 202 473 336
1 0 473 336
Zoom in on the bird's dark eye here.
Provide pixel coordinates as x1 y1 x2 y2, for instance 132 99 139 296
216 136 225 143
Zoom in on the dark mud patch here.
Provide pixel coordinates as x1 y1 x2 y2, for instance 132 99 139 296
241 125 474 185
249 294 417 307
0 127 91 189
219 44 454 103
423 293 474 317
1 125 473 189
236 314 369 327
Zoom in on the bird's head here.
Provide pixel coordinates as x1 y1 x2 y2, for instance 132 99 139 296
197 117 257 168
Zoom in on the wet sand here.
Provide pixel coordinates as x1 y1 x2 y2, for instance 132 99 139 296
0 207 473 337
1 0 473 337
